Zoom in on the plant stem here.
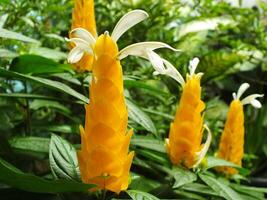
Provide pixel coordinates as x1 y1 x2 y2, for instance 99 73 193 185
24 82 31 135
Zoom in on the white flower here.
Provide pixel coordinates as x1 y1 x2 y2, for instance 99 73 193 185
66 9 179 70
232 83 264 108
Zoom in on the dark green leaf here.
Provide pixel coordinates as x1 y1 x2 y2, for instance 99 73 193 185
172 167 197 188
199 174 242 200
9 137 50 153
126 99 156 135
131 136 166 153
10 55 72 74
49 134 80 181
0 68 88 103
0 157 94 193
126 190 160 200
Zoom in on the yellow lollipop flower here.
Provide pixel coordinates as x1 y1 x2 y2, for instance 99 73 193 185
159 58 212 168
217 83 263 175
67 10 177 193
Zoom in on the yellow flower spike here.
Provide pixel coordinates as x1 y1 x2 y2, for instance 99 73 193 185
217 83 263 175
70 0 97 71
67 10 178 193
162 58 211 168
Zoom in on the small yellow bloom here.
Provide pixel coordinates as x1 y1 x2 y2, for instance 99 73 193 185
67 9 177 193
164 58 211 168
217 83 263 175
70 0 97 71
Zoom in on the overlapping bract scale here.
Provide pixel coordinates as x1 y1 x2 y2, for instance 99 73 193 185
77 34 134 193
167 75 205 168
217 100 244 175
70 0 97 71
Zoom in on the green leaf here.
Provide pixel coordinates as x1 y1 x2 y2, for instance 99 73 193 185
30 99 71 115
124 79 169 96
0 93 82 104
29 47 67 61
49 134 80 181
231 183 267 199
172 167 197 188
0 157 94 193
10 54 72 74
126 99 157 135
205 156 250 175
9 137 50 153
182 183 221 197
0 28 39 43
131 136 166 153
0 48 18 58
126 190 160 200
130 173 161 192
199 174 243 200
136 149 169 166
0 67 88 103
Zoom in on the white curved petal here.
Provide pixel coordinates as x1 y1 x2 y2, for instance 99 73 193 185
232 92 237 100
162 59 185 86
189 57 200 76
111 10 149 42
236 83 250 100
67 47 84 63
251 99 262 108
147 50 165 74
193 124 212 168
68 38 93 54
70 28 96 44
241 94 264 108
118 42 179 60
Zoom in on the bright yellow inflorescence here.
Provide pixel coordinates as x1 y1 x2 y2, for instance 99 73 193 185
217 100 244 175
77 34 134 194
70 0 97 71
166 74 205 168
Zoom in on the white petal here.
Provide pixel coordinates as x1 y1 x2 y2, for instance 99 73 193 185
162 59 185 85
236 83 250 100
251 99 262 108
189 57 200 76
241 94 264 108
118 42 179 60
232 92 237 100
68 38 93 54
67 47 84 63
70 28 96 44
111 10 149 42
147 50 165 74
193 124 212 168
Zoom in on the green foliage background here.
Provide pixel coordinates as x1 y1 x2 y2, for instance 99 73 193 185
0 0 267 199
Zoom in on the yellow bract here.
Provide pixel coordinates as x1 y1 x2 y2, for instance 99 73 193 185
166 74 205 168
77 34 134 193
70 0 97 71
217 100 244 175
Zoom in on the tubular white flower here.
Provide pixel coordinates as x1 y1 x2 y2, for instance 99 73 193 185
162 59 185 86
232 83 263 108
67 47 84 63
70 28 96 44
118 41 179 60
236 83 250 100
67 38 93 53
189 57 200 76
241 94 264 108
111 10 149 42
193 124 212 168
